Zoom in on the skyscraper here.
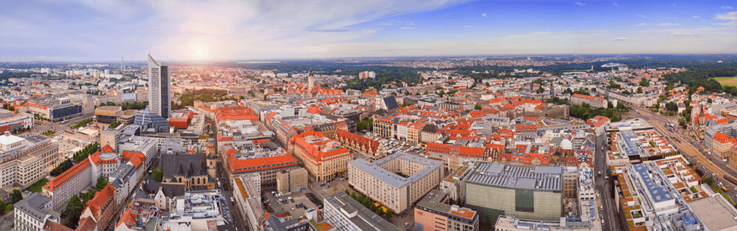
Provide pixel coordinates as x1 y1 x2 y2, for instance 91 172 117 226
147 54 171 118
308 70 314 90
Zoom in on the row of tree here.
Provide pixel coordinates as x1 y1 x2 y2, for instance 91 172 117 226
72 142 99 162
70 118 93 129
345 189 393 220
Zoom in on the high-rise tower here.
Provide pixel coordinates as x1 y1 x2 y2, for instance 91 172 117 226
147 54 171 118
308 70 314 90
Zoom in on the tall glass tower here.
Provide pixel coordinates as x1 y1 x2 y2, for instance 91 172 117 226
147 54 171 118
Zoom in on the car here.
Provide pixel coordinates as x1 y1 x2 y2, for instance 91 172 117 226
291 206 294 211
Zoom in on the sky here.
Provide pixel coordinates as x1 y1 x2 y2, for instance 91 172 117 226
0 0 736 62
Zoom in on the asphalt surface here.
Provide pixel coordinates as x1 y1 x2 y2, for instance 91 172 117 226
595 132 617 231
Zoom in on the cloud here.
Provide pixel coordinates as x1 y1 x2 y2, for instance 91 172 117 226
481 13 487 17
636 23 647 26
637 14 648 18
613 1 620 7
671 33 698 36
610 38 632 41
693 16 699 18
303 29 349 32
497 32 551 40
574 2 586 6
0 0 471 61
657 22 680 26
715 11 737 26
722 5 733 9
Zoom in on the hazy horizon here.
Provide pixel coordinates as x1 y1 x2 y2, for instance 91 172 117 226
1 0 736 62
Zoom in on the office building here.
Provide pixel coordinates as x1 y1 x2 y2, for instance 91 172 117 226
464 163 563 226
289 131 351 182
0 133 60 189
348 152 444 214
43 160 93 210
14 194 60 231
95 106 122 123
276 168 308 194
323 193 401 231
414 190 479 231
147 54 171 119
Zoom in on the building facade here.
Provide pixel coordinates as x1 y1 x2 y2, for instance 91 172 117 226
323 193 401 231
289 131 352 182
464 163 563 226
333 129 387 162
349 152 444 214
147 54 171 119
414 191 479 231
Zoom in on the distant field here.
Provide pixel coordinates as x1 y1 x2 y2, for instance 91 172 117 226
713 76 737 87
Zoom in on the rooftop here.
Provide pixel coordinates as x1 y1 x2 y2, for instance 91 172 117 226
324 193 401 231
466 162 562 191
349 152 443 188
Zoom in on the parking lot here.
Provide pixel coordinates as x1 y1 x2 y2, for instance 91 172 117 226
363 131 426 156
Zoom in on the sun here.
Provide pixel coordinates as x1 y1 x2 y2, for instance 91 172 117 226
196 49 204 58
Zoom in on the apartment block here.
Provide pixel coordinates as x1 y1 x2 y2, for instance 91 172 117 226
349 152 444 214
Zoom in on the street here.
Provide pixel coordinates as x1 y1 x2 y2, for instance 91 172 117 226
630 107 737 200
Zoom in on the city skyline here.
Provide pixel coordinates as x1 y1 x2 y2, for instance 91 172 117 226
1 0 736 62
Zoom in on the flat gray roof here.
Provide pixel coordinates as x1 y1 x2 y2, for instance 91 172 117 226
324 193 401 231
466 162 562 191
349 152 443 188
689 196 737 231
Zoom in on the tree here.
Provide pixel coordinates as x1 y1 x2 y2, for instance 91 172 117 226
82 191 95 204
637 87 643 94
369 202 377 211
708 98 713 103
350 192 356 199
64 195 85 228
96 177 108 191
640 77 650 87
385 209 393 219
345 189 350 195
0 200 5 214
665 102 678 112
11 189 22 204
152 168 163 182
362 197 371 208
376 207 384 216
474 104 482 110
536 87 545 94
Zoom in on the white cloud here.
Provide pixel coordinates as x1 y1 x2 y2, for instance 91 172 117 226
715 11 737 26
671 33 698 36
722 5 733 9
657 22 680 26
610 38 631 41
497 32 552 40
482 13 487 17
613 1 620 7
693 16 699 18
574 2 586 6
636 23 647 26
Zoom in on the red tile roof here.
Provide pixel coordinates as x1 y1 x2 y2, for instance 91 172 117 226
85 184 115 220
290 131 350 163
45 160 91 191
227 153 298 173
